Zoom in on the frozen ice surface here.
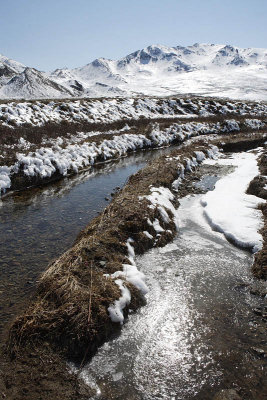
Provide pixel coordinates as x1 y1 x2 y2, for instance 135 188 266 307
201 152 264 252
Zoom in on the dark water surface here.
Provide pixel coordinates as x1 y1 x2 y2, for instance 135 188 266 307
0 148 175 336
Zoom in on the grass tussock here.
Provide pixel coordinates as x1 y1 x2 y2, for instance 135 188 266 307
246 150 267 279
0 113 265 149
1 114 266 195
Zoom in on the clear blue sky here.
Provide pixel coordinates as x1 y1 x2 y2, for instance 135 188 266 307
0 0 266 71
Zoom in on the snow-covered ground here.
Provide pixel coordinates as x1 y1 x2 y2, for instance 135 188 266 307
1 96 266 129
1 117 264 196
201 151 264 253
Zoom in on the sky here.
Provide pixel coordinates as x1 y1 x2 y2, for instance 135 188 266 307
0 0 266 71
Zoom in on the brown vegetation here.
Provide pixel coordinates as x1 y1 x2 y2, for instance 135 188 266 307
0 113 265 149
1 113 266 196
247 150 267 279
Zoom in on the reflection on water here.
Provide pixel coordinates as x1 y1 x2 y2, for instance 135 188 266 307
82 196 266 400
0 147 176 337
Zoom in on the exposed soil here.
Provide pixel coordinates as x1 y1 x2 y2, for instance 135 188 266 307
0 132 266 399
0 344 94 400
246 149 267 279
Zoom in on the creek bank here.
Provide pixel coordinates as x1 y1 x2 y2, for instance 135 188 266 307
1 133 266 399
0 113 266 196
80 158 266 400
247 149 267 279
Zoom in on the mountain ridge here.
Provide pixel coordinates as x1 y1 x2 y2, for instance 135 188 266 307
0 43 267 100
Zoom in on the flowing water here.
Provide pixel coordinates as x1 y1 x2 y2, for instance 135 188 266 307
81 171 267 399
0 148 266 399
0 147 176 336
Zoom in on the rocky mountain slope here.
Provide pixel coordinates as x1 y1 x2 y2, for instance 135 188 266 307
0 43 267 100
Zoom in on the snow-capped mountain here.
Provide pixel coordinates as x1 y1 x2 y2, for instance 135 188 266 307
0 54 25 87
0 43 267 100
1 67 73 99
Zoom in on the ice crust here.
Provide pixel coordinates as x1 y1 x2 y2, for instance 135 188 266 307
201 152 265 253
107 145 219 324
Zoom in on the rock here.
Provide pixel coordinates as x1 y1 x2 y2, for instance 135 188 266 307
213 389 242 400
99 261 106 267
249 282 267 297
252 347 266 357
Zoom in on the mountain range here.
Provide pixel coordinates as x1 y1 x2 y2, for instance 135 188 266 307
1 43 267 100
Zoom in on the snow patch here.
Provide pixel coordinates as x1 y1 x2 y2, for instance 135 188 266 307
201 152 264 253
107 238 148 324
0 166 11 193
143 231 153 239
107 279 131 324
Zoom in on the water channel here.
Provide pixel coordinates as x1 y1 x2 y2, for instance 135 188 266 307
0 146 179 337
0 147 266 399
81 174 266 399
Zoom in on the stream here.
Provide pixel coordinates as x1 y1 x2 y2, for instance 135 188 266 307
79 154 267 400
0 146 266 399
0 146 179 337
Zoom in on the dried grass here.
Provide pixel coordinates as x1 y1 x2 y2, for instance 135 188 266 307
246 149 267 279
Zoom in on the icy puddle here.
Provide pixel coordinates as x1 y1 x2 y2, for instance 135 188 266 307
81 152 267 400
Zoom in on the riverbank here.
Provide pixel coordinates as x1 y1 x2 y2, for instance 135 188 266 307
80 178 266 400
0 130 266 399
0 95 266 196
247 150 267 280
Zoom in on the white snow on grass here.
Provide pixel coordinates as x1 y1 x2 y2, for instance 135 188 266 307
0 166 11 194
0 118 238 196
143 186 179 230
107 279 131 324
143 231 153 239
107 238 148 324
201 152 264 253
0 97 266 129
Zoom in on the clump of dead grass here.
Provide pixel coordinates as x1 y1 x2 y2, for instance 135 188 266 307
247 149 267 280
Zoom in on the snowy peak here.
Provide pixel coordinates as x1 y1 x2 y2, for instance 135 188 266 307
0 43 267 100
91 57 112 69
0 54 26 87
0 54 25 74
117 44 192 71
212 45 248 66
115 43 267 72
1 67 72 99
